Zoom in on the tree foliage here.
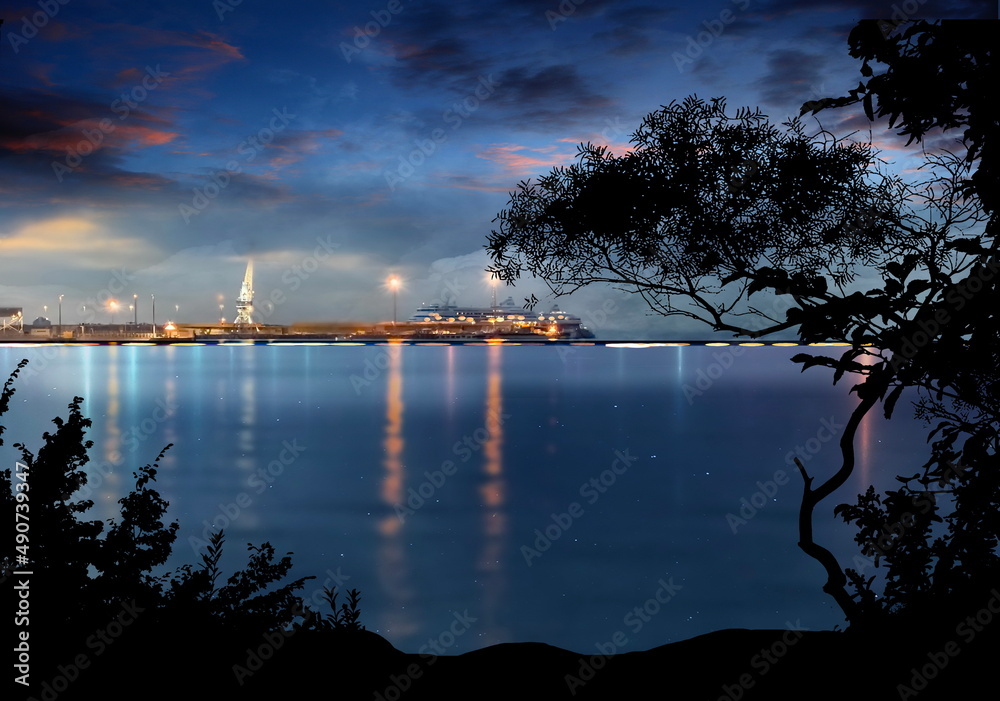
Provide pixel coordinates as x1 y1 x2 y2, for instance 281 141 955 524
802 19 997 214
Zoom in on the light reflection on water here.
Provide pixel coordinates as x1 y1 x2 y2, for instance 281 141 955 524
0 344 932 654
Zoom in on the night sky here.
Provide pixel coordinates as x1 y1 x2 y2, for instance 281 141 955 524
0 1 992 337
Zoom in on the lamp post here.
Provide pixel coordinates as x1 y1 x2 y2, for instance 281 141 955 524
109 300 118 328
133 294 138 325
219 304 225 324
151 294 156 334
388 276 399 327
58 294 63 335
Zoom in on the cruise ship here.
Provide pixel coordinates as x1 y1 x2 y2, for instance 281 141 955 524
407 296 595 339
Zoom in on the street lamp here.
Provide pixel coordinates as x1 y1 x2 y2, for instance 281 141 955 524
133 294 138 325
388 276 399 326
58 294 63 334
109 300 118 327
219 303 225 324
151 294 155 333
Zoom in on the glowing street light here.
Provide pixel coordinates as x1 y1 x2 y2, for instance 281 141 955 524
151 294 156 332
133 294 138 325
108 299 119 325
219 303 225 324
58 294 63 333
388 276 400 326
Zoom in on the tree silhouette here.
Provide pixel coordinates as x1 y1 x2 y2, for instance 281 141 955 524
487 95 916 338
802 19 999 632
487 21 997 630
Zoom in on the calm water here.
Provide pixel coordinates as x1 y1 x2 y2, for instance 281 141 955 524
0 343 931 654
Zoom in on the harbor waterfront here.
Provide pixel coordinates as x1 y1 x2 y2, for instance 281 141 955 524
0 343 932 655
0 283 595 341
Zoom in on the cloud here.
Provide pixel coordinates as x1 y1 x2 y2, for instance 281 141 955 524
754 49 828 109
475 143 574 177
0 215 157 265
592 4 678 56
490 64 616 130
756 0 994 20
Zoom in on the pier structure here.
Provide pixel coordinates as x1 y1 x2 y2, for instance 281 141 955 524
0 307 24 335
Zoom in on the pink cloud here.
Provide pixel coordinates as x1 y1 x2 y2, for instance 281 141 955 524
475 143 578 177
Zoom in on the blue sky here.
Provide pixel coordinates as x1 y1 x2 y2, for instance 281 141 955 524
0 1 992 337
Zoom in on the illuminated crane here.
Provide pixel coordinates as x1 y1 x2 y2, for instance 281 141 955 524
234 260 255 328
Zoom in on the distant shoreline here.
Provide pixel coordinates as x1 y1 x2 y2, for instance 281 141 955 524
0 336 817 346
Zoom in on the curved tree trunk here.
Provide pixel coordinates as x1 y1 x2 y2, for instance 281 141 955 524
794 393 879 625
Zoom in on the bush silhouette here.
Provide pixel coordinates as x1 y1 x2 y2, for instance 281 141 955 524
1 358 363 693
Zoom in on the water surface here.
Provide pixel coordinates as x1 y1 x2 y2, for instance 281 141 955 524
0 343 930 654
